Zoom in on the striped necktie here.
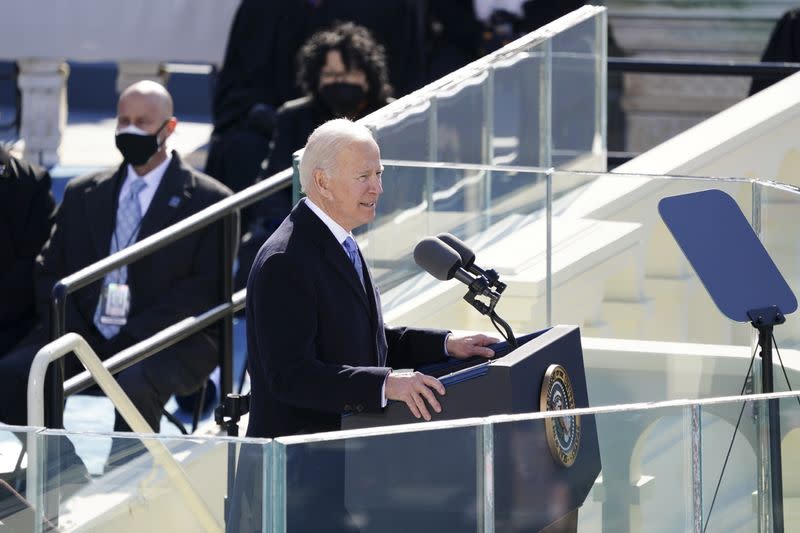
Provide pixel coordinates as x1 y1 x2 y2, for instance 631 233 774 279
93 178 147 338
343 236 365 289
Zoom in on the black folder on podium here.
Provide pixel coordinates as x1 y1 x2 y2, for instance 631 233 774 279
342 325 601 533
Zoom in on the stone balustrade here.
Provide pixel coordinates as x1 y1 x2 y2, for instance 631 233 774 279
0 0 238 165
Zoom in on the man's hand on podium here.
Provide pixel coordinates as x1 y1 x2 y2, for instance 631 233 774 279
385 371 445 421
446 333 500 359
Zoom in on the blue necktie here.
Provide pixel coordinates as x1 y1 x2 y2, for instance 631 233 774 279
93 178 148 338
343 236 365 289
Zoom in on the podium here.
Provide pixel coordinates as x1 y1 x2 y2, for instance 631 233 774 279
342 325 601 532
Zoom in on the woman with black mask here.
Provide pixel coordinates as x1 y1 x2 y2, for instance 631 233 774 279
234 22 392 290
261 21 391 183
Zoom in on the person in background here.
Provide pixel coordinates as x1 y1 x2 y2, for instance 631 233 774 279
749 7 800 95
236 22 393 290
206 0 425 199
0 145 56 355
0 81 234 471
427 0 586 79
205 0 307 196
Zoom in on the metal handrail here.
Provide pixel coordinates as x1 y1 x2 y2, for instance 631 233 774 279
608 57 800 77
47 167 293 428
27 333 222 533
606 58 800 167
64 289 246 396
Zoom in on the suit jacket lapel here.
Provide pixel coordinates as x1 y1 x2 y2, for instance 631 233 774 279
295 201 370 312
362 259 386 366
85 166 124 258
138 153 192 241
320 236 370 312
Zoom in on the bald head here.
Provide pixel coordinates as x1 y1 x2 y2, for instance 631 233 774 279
119 80 173 119
116 80 177 173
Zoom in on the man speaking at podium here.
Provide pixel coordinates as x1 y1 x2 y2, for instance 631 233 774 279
245 118 498 440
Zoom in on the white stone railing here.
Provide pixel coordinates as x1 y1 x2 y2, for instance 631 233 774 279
0 0 239 166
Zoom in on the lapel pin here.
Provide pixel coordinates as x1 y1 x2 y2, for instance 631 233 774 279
168 196 181 208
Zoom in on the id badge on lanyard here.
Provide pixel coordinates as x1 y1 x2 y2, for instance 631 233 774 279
98 282 131 325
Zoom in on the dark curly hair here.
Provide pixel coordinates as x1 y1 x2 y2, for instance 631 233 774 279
297 21 393 105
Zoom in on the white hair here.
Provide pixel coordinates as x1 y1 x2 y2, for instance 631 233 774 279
298 118 375 192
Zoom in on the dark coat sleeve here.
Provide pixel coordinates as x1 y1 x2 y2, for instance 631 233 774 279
263 102 306 179
385 325 450 370
249 251 390 415
255 100 315 220
35 182 94 336
429 0 484 60
212 0 306 134
0 158 55 325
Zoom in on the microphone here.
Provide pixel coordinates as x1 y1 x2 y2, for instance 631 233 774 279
413 237 495 299
436 233 476 270
412 237 461 281
436 233 506 293
414 236 518 348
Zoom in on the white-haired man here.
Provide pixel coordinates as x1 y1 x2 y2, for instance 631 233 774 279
236 118 497 531
245 118 497 441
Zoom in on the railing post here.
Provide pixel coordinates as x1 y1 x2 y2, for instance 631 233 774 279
45 282 66 527
47 281 67 429
684 404 703 532
268 441 286 533
17 58 69 167
477 423 495 533
220 213 235 398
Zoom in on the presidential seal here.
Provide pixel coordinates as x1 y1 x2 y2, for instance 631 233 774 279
539 364 581 467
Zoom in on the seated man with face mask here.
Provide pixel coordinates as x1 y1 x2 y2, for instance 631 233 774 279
233 22 393 290
0 80 233 472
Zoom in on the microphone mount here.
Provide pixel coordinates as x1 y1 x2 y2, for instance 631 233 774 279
455 270 517 348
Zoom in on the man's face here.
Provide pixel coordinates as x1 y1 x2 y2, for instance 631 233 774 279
319 138 383 232
116 92 167 137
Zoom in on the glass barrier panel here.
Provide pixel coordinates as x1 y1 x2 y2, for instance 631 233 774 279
364 164 547 334
697 397 759 532
491 46 547 168
361 7 605 169
756 182 800 353
372 100 433 162
489 393 798 532
434 73 489 165
551 16 604 172
264 391 800 532
776 395 800 529
278 424 481 532
28 430 269 533
0 426 43 531
551 171 755 346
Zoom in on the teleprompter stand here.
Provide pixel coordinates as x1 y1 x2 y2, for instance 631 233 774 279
659 189 798 533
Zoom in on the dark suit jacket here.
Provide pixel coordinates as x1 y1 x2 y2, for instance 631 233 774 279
34 151 234 360
245 199 448 438
0 147 55 353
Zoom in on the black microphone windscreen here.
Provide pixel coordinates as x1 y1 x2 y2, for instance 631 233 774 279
437 233 475 269
413 237 462 281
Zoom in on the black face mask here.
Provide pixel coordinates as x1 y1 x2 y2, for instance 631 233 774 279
115 121 168 166
318 82 367 118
